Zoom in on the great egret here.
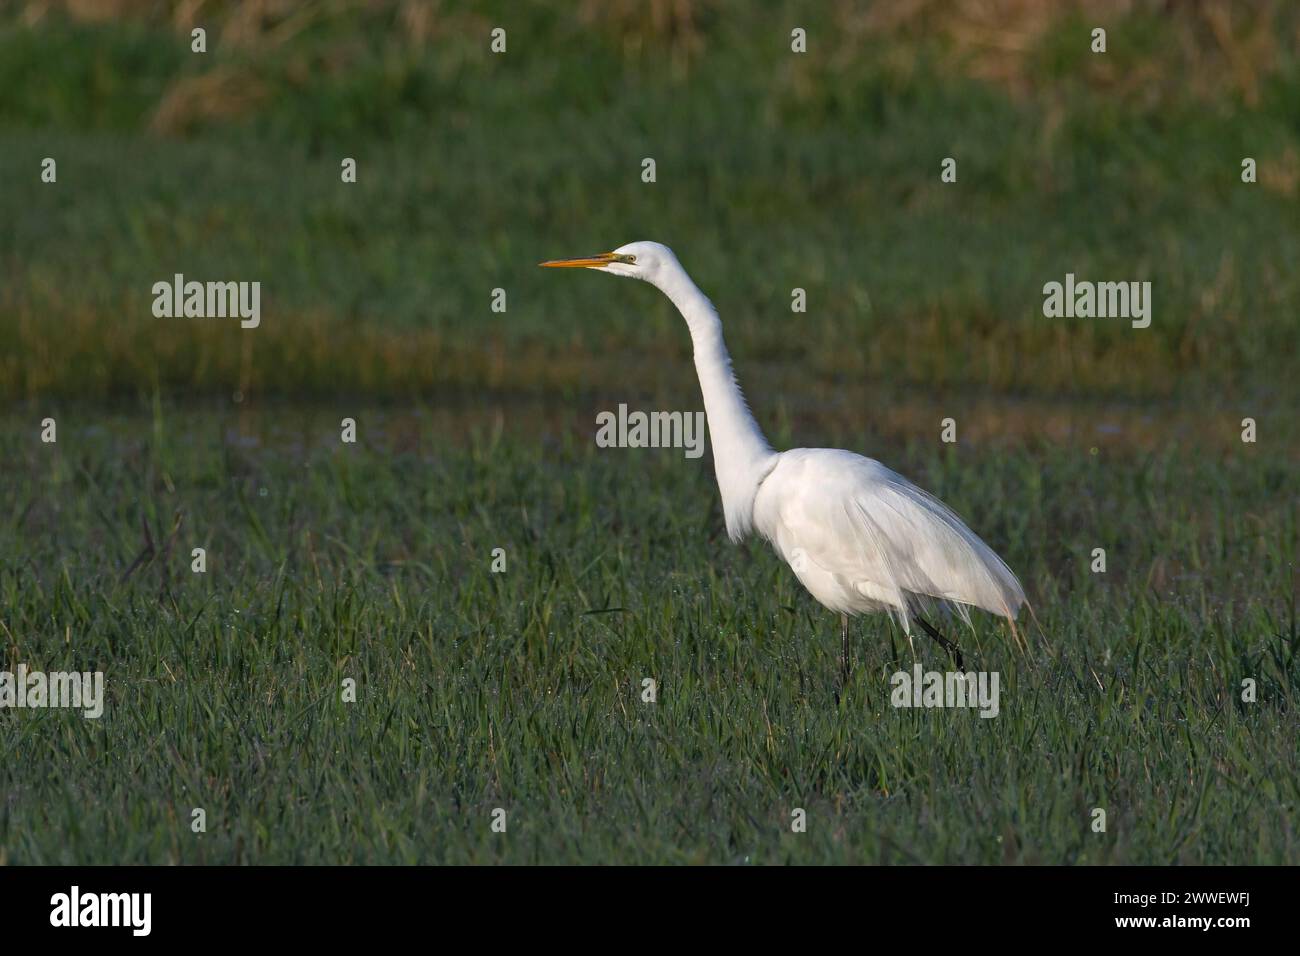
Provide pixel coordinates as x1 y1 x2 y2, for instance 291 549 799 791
541 241 1025 676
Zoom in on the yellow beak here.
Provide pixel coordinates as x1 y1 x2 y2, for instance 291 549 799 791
539 252 619 268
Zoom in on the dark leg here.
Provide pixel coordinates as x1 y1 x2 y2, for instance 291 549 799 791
915 615 963 671
840 613 851 683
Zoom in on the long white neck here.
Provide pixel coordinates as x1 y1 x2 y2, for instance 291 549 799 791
653 263 777 541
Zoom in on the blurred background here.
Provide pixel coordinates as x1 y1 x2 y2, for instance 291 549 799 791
2 0 1296 419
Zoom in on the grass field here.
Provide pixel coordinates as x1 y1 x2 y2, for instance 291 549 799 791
1 1 1298 863
3 403 1297 863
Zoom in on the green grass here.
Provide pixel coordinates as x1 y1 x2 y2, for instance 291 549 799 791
1 2 1298 402
0 402 1296 863
1 2 1298 863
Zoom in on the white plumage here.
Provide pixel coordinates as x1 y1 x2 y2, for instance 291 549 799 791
754 448 1023 629
541 241 1025 667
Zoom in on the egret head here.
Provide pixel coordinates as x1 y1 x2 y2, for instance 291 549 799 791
539 241 678 284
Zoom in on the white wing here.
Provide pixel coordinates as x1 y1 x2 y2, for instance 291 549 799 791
754 448 1025 631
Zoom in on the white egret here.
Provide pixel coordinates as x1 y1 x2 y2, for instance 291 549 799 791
541 241 1025 676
